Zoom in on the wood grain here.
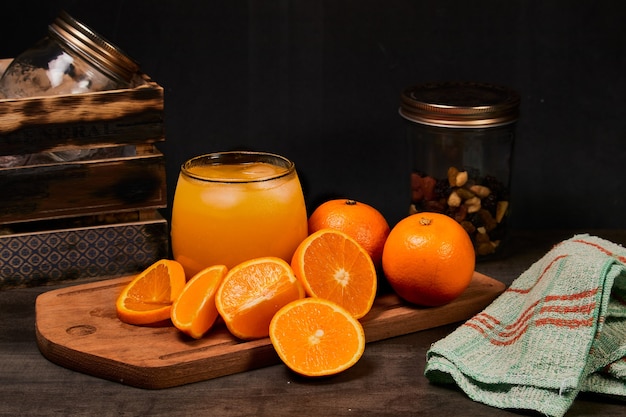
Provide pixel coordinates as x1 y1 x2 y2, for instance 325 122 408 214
0 57 164 157
35 272 505 389
0 151 166 223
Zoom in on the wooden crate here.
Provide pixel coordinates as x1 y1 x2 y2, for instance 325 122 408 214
0 59 163 153
0 148 166 223
0 59 169 288
0 211 169 289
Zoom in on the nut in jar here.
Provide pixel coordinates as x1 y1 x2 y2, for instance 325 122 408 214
400 81 520 259
410 166 509 256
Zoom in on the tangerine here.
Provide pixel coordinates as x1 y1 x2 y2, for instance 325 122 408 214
307 199 390 268
215 257 304 340
291 229 377 319
269 297 365 377
116 259 187 325
171 264 228 339
382 212 475 307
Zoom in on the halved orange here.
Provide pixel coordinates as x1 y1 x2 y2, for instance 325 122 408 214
215 257 305 340
291 229 377 319
171 264 228 339
116 259 187 325
269 297 366 377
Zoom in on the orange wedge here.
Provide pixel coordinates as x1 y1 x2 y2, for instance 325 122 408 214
171 264 228 339
116 259 187 325
269 297 366 377
291 229 377 319
215 257 304 340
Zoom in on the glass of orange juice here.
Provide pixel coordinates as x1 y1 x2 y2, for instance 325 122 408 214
170 151 308 277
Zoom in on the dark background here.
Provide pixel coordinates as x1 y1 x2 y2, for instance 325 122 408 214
2 1 624 230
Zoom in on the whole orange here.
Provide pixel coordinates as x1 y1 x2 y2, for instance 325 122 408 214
382 212 475 307
308 199 390 268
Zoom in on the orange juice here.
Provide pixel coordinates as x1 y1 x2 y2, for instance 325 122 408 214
171 152 308 277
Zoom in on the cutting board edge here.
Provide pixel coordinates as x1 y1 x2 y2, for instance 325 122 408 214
35 320 283 389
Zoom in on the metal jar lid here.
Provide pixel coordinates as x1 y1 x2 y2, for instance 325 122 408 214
399 81 520 128
48 11 139 84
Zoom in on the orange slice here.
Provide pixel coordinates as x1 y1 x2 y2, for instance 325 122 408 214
269 297 366 377
171 264 228 339
116 259 187 325
291 229 377 319
215 257 305 340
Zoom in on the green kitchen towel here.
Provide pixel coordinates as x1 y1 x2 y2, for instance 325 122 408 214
425 234 626 417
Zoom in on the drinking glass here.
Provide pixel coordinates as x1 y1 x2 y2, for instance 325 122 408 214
171 151 308 277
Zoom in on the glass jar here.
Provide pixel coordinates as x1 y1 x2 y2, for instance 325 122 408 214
0 11 139 165
0 10 138 99
400 81 520 259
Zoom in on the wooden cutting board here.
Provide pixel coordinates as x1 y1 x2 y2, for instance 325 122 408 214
35 272 505 389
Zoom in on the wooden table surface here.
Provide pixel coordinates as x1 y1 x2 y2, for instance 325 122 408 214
2 229 626 417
